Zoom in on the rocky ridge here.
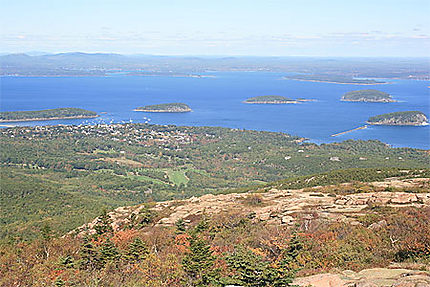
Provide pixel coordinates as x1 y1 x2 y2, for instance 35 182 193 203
73 177 430 236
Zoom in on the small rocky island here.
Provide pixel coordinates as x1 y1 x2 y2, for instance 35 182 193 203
0 108 98 122
134 103 192 113
244 95 298 104
367 111 428 126
341 89 395 102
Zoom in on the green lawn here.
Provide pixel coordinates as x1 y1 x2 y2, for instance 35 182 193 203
164 168 189 186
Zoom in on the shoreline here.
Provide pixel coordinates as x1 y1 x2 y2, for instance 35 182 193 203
0 73 216 78
1 122 427 149
283 77 388 85
366 121 429 126
341 99 397 103
134 109 192 113
331 125 368 137
0 115 99 123
244 101 298 104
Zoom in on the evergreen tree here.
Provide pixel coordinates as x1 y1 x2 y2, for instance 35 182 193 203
226 246 268 287
175 218 186 233
94 210 113 236
194 216 209 234
79 237 100 270
182 235 219 286
282 229 304 267
226 246 296 287
124 237 149 263
129 206 156 229
100 238 119 266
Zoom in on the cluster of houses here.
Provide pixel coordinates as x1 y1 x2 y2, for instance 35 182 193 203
0 123 218 148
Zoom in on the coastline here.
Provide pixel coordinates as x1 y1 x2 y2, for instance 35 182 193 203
0 115 99 123
283 78 388 85
341 99 397 103
366 121 429 126
134 109 192 113
1 73 215 78
244 101 298 104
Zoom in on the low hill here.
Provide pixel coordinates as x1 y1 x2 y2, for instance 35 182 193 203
367 111 429 126
284 74 387 84
58 175 428 286
75 174 430 235
134 103 192 112
244 95 296 103
0 107 98 122
341 89 395 102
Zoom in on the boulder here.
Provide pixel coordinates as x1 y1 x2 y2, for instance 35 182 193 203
281 215 294 225
391 193 419 204
293 273 348 287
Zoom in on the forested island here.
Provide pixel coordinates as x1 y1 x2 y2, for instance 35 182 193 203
341 89 395 102
283 74 387 85
244 95 297 104
134 103 192 113
367 111 429 126
0 108 98 122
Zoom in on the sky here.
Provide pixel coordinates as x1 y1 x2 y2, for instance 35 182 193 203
1 0 429 57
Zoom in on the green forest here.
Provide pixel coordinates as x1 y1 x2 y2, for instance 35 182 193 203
341 89 393 102
367 111 428 124
0 108 98 122
1 123 429 238
244 95 294 103
135 103 191 112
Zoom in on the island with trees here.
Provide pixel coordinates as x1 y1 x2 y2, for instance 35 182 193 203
134 103 192 113
0 108 98 122
244 95 298 104
284 74 387 85
367 111 428 126
341 89 396 102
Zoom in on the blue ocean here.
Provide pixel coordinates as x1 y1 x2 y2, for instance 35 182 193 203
1 72 429 149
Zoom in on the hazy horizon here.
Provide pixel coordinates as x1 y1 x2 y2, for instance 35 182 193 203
2 51 430 59
1 0 429 57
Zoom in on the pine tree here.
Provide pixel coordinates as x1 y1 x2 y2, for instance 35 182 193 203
194 216 209 233
175 218 186 233
94 210 113 236
182 235 219 286
100 238 119 266
282 229 304 267
124 237 149 263
80 236 100 270
226 246 297 287
226 246 268 287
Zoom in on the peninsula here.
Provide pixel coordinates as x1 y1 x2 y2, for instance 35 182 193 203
244 95 297 104
367 111 429 126
284 74 387 85
0 108 98 122
134 103 192 113
341 89 395 102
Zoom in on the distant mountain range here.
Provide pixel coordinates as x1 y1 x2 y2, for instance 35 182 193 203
1 52 429 79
